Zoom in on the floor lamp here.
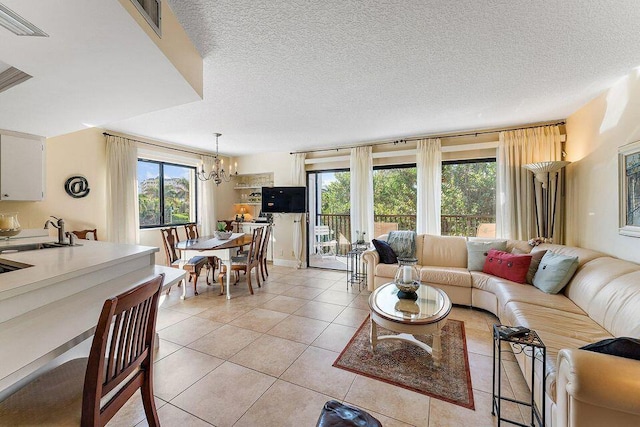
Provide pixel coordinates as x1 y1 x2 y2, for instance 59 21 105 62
523 161 570 241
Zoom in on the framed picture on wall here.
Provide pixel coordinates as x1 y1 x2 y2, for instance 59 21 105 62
619 140 640 237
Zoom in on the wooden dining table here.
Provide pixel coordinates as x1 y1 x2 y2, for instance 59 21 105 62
175 233 252 300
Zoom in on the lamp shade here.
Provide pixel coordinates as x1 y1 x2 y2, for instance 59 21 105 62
523 161 570 183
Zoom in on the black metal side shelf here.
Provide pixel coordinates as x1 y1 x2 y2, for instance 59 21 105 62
492 324 546 427
346 243 368 291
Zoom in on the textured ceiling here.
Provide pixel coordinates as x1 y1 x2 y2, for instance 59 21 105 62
106 0 640 155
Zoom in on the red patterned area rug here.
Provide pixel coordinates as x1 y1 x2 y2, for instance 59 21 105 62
333 317 475 409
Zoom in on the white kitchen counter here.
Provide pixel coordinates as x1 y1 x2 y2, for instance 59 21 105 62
0 237 155 300
0 237 185 399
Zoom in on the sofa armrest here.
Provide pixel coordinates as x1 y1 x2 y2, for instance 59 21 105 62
556 349 640 427
362 249 379 291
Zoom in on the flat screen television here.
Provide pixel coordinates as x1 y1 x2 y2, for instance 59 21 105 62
261 186 306 213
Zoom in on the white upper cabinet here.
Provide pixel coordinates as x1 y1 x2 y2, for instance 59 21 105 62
0 133 45 201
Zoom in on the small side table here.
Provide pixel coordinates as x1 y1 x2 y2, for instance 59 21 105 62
492 324 546 427
347 243 368 290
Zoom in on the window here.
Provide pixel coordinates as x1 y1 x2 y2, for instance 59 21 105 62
137 159 197 228
441 158 496 236
373 165 417 232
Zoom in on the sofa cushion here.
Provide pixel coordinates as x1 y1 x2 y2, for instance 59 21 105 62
562 257 640 321
533 244 605 267
466 240 507 271
387 230 416 259
420 266 471 288
482 249 532 284
504 301 611 344
471 271 585 317
375 262 424 279
502 301 613 403
421 234 468 268
587 270 640 338
371 239 397 264
533 252 579 294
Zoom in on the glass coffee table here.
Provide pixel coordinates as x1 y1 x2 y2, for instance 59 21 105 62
369 282 452 366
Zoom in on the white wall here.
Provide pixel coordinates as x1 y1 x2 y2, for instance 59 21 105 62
565 68 640 262
0 127 107 235
233 152 304 266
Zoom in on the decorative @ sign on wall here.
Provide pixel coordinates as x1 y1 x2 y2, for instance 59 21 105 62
64 175 90 198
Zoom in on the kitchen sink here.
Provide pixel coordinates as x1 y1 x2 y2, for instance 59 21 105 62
0 259 32 273
0 241 79 254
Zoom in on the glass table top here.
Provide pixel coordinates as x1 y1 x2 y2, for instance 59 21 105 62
369 282 452 324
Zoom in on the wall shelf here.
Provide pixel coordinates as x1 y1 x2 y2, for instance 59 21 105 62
233 185 265 190
234 172 274 206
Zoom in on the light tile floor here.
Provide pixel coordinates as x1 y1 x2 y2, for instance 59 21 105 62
108 266 532 427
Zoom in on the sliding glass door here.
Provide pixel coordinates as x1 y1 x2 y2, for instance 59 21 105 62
307 169 350 270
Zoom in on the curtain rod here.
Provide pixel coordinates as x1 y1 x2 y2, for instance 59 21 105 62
290 121 566 155
103 132 215 158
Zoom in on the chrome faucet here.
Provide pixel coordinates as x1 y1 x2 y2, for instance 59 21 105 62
44 216 66 244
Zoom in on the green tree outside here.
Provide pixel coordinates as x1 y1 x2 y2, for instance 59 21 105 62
317 160 495 236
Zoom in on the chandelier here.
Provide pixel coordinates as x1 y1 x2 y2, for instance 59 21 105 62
196 133 237 185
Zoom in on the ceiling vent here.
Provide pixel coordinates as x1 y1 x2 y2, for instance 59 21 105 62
0 67 32 94
0 3 48 37
130 0 161 36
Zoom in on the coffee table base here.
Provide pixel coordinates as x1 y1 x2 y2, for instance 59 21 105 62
370 313 444 367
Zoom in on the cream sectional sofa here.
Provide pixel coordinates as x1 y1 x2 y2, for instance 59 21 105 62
362 234 640 427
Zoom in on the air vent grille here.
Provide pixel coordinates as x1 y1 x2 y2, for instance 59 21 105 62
0 67 32 94
131 0 161 36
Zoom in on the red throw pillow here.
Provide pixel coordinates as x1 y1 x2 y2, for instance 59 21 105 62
482 249 532 284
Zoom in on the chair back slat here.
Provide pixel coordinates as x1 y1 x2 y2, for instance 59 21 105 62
82 274 164 426
72 228 98 240
115 309 132 374
259 225 271 260
105 312 122 381
160 227 180 264
184 223 199 239
248 227 263 263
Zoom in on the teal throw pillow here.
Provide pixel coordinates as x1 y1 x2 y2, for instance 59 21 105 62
532 251 579 294
467 240 507 271
387 231 416 259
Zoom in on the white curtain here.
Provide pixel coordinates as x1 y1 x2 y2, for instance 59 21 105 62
291 153 306 268
106 135 139 244
496 126 563 241
416 138 442 235
350 146 374 243
198 155 217 236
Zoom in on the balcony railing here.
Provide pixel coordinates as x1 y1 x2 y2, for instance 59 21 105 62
314 213 495 255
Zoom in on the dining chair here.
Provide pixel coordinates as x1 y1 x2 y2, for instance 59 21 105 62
160 227 209 295
258 225 272 281
0 274 165 426
219 226 263 294
183 223 219 282
72 228 98 240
